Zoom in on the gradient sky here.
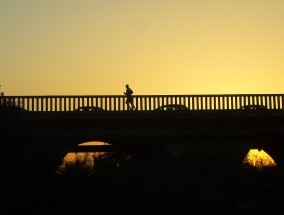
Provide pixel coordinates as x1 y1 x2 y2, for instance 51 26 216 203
1 0 284 96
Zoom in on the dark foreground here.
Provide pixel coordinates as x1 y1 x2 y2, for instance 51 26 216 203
2 147 284 215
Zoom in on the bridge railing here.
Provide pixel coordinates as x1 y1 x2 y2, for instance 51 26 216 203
1 94 284 111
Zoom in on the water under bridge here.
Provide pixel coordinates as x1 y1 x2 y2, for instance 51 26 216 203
1 94 284 174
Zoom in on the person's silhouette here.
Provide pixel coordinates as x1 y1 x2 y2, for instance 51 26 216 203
124 84 135 110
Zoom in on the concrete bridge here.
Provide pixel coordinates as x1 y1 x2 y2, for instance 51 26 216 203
1 94 284 174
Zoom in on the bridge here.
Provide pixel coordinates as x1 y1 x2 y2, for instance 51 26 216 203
1 94 284 174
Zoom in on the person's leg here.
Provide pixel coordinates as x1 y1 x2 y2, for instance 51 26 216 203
126 100 130 110
128 98 134 110
129 98 135 110
131 102 136 110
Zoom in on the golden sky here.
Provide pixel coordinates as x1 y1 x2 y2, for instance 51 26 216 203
1 0 284 96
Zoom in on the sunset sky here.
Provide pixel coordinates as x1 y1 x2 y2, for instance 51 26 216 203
1 0 284 96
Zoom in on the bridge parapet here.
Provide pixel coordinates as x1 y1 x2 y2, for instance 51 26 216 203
1 94 284 112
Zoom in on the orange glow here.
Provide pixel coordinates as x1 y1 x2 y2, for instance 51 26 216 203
243 149 276 170
56 141 108 174
57 144 277 174
1 1 284 95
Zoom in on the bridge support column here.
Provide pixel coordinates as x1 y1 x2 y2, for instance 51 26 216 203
162 139 252 170
25 139 78 175
3 137 81 177
262 145 284 169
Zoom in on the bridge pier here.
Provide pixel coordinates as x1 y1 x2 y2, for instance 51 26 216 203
2 136 80 176
106 137 254 170
24 139 78 175
260 139 284 169
162 139 252 170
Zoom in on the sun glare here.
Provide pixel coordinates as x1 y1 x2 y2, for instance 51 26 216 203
243 149 276 170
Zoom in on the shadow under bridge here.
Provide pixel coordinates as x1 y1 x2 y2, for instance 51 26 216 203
16 109 284 174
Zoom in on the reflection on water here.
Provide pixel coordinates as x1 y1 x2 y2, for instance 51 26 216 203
243 149 276 170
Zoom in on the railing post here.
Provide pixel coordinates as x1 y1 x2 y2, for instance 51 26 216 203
2 94 284 112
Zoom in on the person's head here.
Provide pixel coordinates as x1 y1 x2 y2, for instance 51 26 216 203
126 84 129 88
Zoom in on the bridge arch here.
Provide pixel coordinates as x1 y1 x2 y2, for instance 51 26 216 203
2 93 284 175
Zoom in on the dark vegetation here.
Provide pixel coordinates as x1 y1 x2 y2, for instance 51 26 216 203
2 143 284 215
0 92 25 113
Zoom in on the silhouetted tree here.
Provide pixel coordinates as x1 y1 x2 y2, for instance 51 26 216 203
0 84 5 106
0 86 23 109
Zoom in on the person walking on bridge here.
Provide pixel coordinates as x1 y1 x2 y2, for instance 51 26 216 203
124 84 135 110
